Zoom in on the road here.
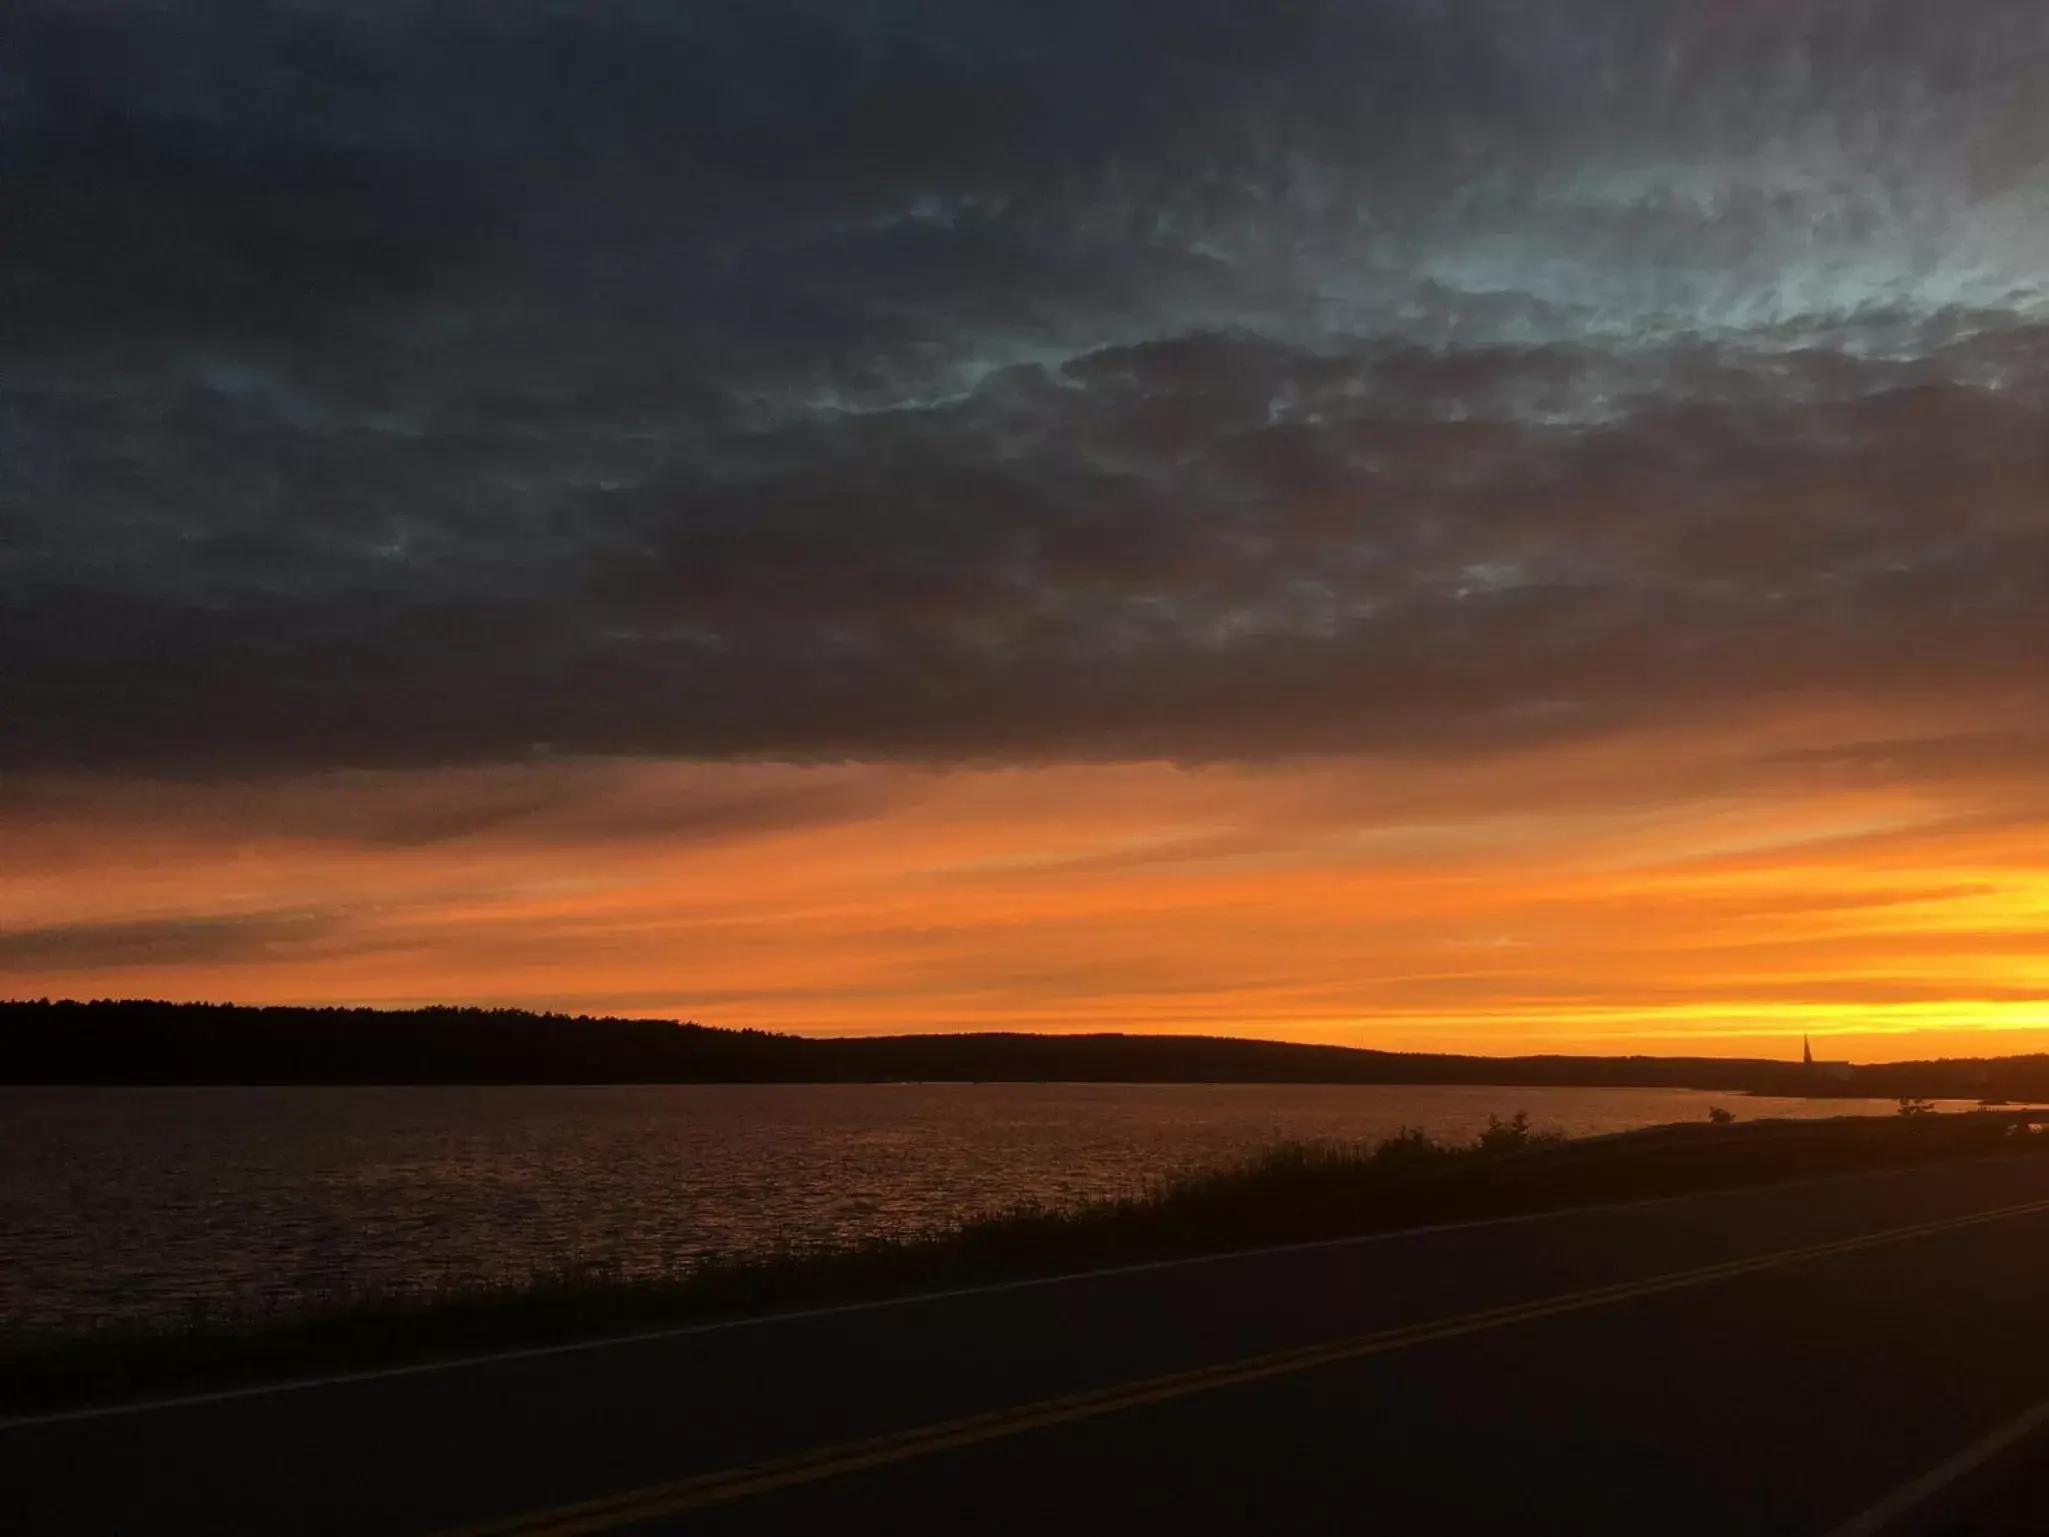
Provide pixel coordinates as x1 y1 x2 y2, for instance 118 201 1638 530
10 1154 2049 1535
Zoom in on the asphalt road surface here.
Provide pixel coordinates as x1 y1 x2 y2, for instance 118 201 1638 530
11 1154 2049 1535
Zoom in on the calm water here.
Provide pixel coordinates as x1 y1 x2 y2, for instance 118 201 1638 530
0 1083 1962 1333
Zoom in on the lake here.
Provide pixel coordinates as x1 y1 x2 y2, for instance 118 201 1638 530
0 1083 1960 1334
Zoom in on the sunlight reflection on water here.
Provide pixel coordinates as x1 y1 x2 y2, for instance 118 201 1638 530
0 1083 1970 1332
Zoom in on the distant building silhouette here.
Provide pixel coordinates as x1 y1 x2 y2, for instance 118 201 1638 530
1803 1033 1855 1087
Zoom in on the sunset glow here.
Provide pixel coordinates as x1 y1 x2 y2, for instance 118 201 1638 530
11 692 2049 1059
14 1 2049 1064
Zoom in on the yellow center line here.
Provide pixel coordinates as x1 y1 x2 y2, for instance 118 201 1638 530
431 1194 2049 1537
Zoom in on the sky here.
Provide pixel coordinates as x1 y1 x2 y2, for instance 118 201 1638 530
9 0 2049 1060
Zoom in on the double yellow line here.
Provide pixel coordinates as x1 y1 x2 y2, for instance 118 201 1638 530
437 1193 2049 1536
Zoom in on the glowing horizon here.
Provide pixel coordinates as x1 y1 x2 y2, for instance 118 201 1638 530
11 692 2049 1064
16 4 2049 1068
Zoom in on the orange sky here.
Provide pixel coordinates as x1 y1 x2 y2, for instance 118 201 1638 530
19 3 2049 1075
10 692 2049 1063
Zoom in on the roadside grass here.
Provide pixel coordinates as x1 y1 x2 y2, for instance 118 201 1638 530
6 1109 2046 1416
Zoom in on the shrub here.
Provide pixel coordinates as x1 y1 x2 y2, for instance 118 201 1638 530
1478 1111 1552 1151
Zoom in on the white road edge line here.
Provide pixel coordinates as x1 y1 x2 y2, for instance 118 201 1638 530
1820 1394 2049 1537
1 1152 2038 1433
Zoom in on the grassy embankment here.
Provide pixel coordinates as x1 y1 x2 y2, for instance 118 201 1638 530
6 1108 2047 1416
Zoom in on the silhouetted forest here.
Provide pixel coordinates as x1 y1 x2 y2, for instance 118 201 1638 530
9 997 2044 1095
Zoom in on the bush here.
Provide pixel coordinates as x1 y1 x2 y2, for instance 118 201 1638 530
1477 1111 1558 1152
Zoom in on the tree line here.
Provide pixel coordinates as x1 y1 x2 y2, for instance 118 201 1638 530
6 998 2047 1097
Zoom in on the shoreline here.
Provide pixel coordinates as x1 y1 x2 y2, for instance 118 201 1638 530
8 1108 2048 1418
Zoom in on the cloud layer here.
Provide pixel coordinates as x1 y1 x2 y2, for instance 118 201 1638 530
10 0 2049 776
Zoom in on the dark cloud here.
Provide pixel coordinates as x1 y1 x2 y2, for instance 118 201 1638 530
0 912 341 972
9 0 2049 775
0 763 906 861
